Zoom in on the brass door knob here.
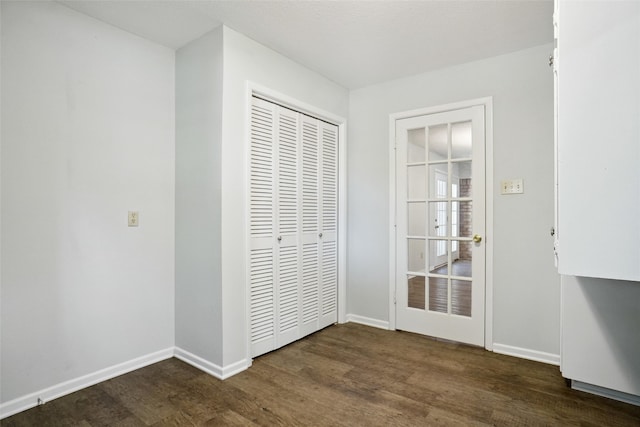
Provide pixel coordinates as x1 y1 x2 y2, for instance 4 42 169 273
473 234 482 243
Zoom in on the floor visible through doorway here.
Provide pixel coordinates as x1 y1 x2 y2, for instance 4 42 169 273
408 259 471 316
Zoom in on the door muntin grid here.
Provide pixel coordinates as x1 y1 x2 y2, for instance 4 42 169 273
406 121 473 317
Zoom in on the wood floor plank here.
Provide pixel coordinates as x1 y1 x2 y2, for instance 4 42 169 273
98 371 180 425
425 406 495 427
252 360 372 422
201 409 260 426
2 323 640 426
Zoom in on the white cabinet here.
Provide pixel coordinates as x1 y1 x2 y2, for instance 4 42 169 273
249 97 338 357
556 0 640 281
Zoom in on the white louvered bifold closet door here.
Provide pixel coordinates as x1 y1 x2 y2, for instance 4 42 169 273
249 96 338 358
319 121 338 329
249 98 277 357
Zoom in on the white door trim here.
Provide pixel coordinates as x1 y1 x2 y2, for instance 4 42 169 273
388 97 494 350
245 82 348 361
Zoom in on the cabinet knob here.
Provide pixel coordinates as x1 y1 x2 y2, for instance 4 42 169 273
277 236 282 242
319 232 323 238
473 234 482 243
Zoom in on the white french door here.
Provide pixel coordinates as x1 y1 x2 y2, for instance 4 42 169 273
249 97 338 358
395 106 486 346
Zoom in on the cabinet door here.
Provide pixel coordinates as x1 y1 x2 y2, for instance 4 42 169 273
557 0 640 280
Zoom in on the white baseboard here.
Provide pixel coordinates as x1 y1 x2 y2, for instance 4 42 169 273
1 346 253 420
492 343 560 366
571 380 640 406
345 314 390 330
174 347 251 380
0 347 174 420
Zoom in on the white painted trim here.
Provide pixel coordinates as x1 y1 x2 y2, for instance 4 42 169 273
337 120 348 324
571 381 640 407
388 114 397 331
244 82 254 366
346 314 391 330
388 97 494 349
389 97 492 122
174 347 251 380
250 83 346 126
492 343 560 366
484 98 494 351
0 348 173 420
245 82 349 361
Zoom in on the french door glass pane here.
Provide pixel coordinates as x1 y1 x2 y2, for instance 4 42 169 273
429 166 448 198
428 276 448 313
451 161 471 184
455 242 473 278
428 124 448 162
407 238 425 273
408 202 426 236
458 200 473 237
407 128 426 163
429 239 448 274
407 165 426 200
451 279 472 317
408 275 425 309
458 176 472 196
451 121 472 159
428 201 448 238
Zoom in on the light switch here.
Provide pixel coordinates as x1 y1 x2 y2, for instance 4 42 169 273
501 179 524 195
128 211 139 227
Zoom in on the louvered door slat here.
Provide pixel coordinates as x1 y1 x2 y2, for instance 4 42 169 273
302 243 319 324
250 98 277 357
322 241 338 316
302 119 319 233
278 246 299 333
319 121 339 328
250 102 274 238
321 125 338 233
278 111 299 236
250 248 274 343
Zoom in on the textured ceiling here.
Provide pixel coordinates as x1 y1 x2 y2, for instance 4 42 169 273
58 0 554 89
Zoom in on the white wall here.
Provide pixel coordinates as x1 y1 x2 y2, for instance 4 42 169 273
348 43 561 358
1 1 175 406
220 26 349 367
175 28 224 366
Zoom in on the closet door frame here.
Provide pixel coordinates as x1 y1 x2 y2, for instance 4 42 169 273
245 82 347 360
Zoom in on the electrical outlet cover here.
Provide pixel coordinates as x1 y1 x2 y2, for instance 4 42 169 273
128 211 139 227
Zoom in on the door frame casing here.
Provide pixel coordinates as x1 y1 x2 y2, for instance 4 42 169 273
388 97 494 350
244 82 348 361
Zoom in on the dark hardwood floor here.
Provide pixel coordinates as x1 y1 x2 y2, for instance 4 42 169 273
3 323 640 426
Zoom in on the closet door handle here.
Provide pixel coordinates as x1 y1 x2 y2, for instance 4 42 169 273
319 233 323 238
277 236 282 242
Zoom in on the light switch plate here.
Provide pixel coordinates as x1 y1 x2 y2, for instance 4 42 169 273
501 179 524 195
128 211 139 227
